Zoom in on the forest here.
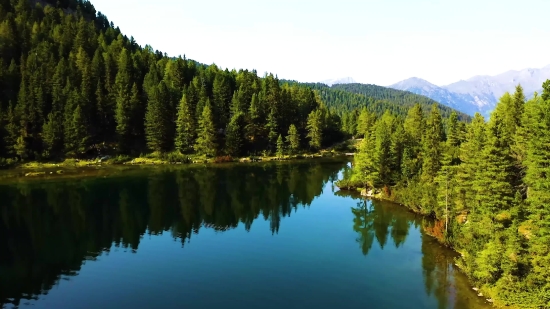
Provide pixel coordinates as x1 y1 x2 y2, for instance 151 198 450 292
0 0 349 165
283 80 471 120
0 0 474 166
2 0 548 307
339 84 550 308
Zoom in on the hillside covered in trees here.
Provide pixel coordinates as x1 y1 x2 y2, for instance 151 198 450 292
0 0 472 165
339 84 550 308
283 81 471 120
0 0 343 164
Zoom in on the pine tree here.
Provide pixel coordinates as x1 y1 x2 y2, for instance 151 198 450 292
422 104 444 180
114 48 133 153
3 102 18 157
276 134 284 158
65 104 89 157
194 102 217 157
266 108 278 148
42 112 63 158
174 93 195 153
351 132 378 188
356 108 375 138
145 81 172 153
225 111 246 157
373 111 394 186
523 83 550 288
286 124 300 154
306 109 323 150
129 83 143 141
456 113 486 208
402 104 424 179
212 72 232 129
245 93 264 153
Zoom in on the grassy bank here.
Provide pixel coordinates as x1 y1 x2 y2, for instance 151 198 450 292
2 139 359 171
13 150 349 170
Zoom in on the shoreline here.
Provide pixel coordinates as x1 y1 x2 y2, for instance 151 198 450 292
335 185 505 309
0 153 352 183
16 151 351 169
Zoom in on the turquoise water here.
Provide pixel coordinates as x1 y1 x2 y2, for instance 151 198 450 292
0 160 490 309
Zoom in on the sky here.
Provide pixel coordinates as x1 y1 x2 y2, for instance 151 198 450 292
90 0 550 86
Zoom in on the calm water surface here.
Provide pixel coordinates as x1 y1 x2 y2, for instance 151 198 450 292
0 160 491 309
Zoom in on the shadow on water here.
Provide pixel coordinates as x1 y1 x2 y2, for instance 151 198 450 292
0 159 489 309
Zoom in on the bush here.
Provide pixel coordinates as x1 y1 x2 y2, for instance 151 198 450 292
334 178 364 190
110 155 132 164
213 155 233 163
0 157 16 168
164 151 190 163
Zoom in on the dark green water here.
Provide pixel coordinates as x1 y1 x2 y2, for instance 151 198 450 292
0 160 491 309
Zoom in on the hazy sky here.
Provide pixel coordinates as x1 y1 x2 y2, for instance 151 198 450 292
90 0 549 86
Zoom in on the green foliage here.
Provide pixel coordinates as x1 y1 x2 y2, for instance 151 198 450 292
341 81 550 308
64 104 89 157
287 82 471 121
194 103 217 157
2 0 386 162
422 104 444 180
286 124 300 155
276 134 284 158
225 111 246 157
306 110 323 150
145 81 173 152
174 94 195 153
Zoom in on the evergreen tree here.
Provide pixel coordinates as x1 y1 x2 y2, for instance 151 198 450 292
356 108 375 138
194 102 217 157
42 112 63 158
286 124 300 154
245 93 264 153
306 109 323 150
145 81 172 152
225 111 246 157
3 102 18 157
276 134 284 158
474 99 515 217
373 111 394 186
65 104 89 157
401 104 424 180
523 83 550 289
422 104 444 180
266 108 278 148
114 49 133 153
174 93 195 153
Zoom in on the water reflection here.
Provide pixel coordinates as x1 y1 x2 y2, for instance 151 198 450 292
338 191 488 309
0 160 489 309
0 161 345 308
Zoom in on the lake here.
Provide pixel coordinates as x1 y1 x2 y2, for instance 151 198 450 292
0 159 491 309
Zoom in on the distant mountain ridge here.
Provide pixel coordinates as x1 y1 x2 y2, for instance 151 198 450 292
389 65 550 116
289 80 471 121
320 77 356 86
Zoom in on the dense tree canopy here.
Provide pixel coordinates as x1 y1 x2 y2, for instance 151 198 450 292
341 84 550 308
0 0 355 162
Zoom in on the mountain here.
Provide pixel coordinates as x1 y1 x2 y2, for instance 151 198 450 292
320 77 356 86
390 65 550 116
388 77 479 115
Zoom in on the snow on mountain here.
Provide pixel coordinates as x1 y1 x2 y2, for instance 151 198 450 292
320 77 357 86
389 65 550 117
